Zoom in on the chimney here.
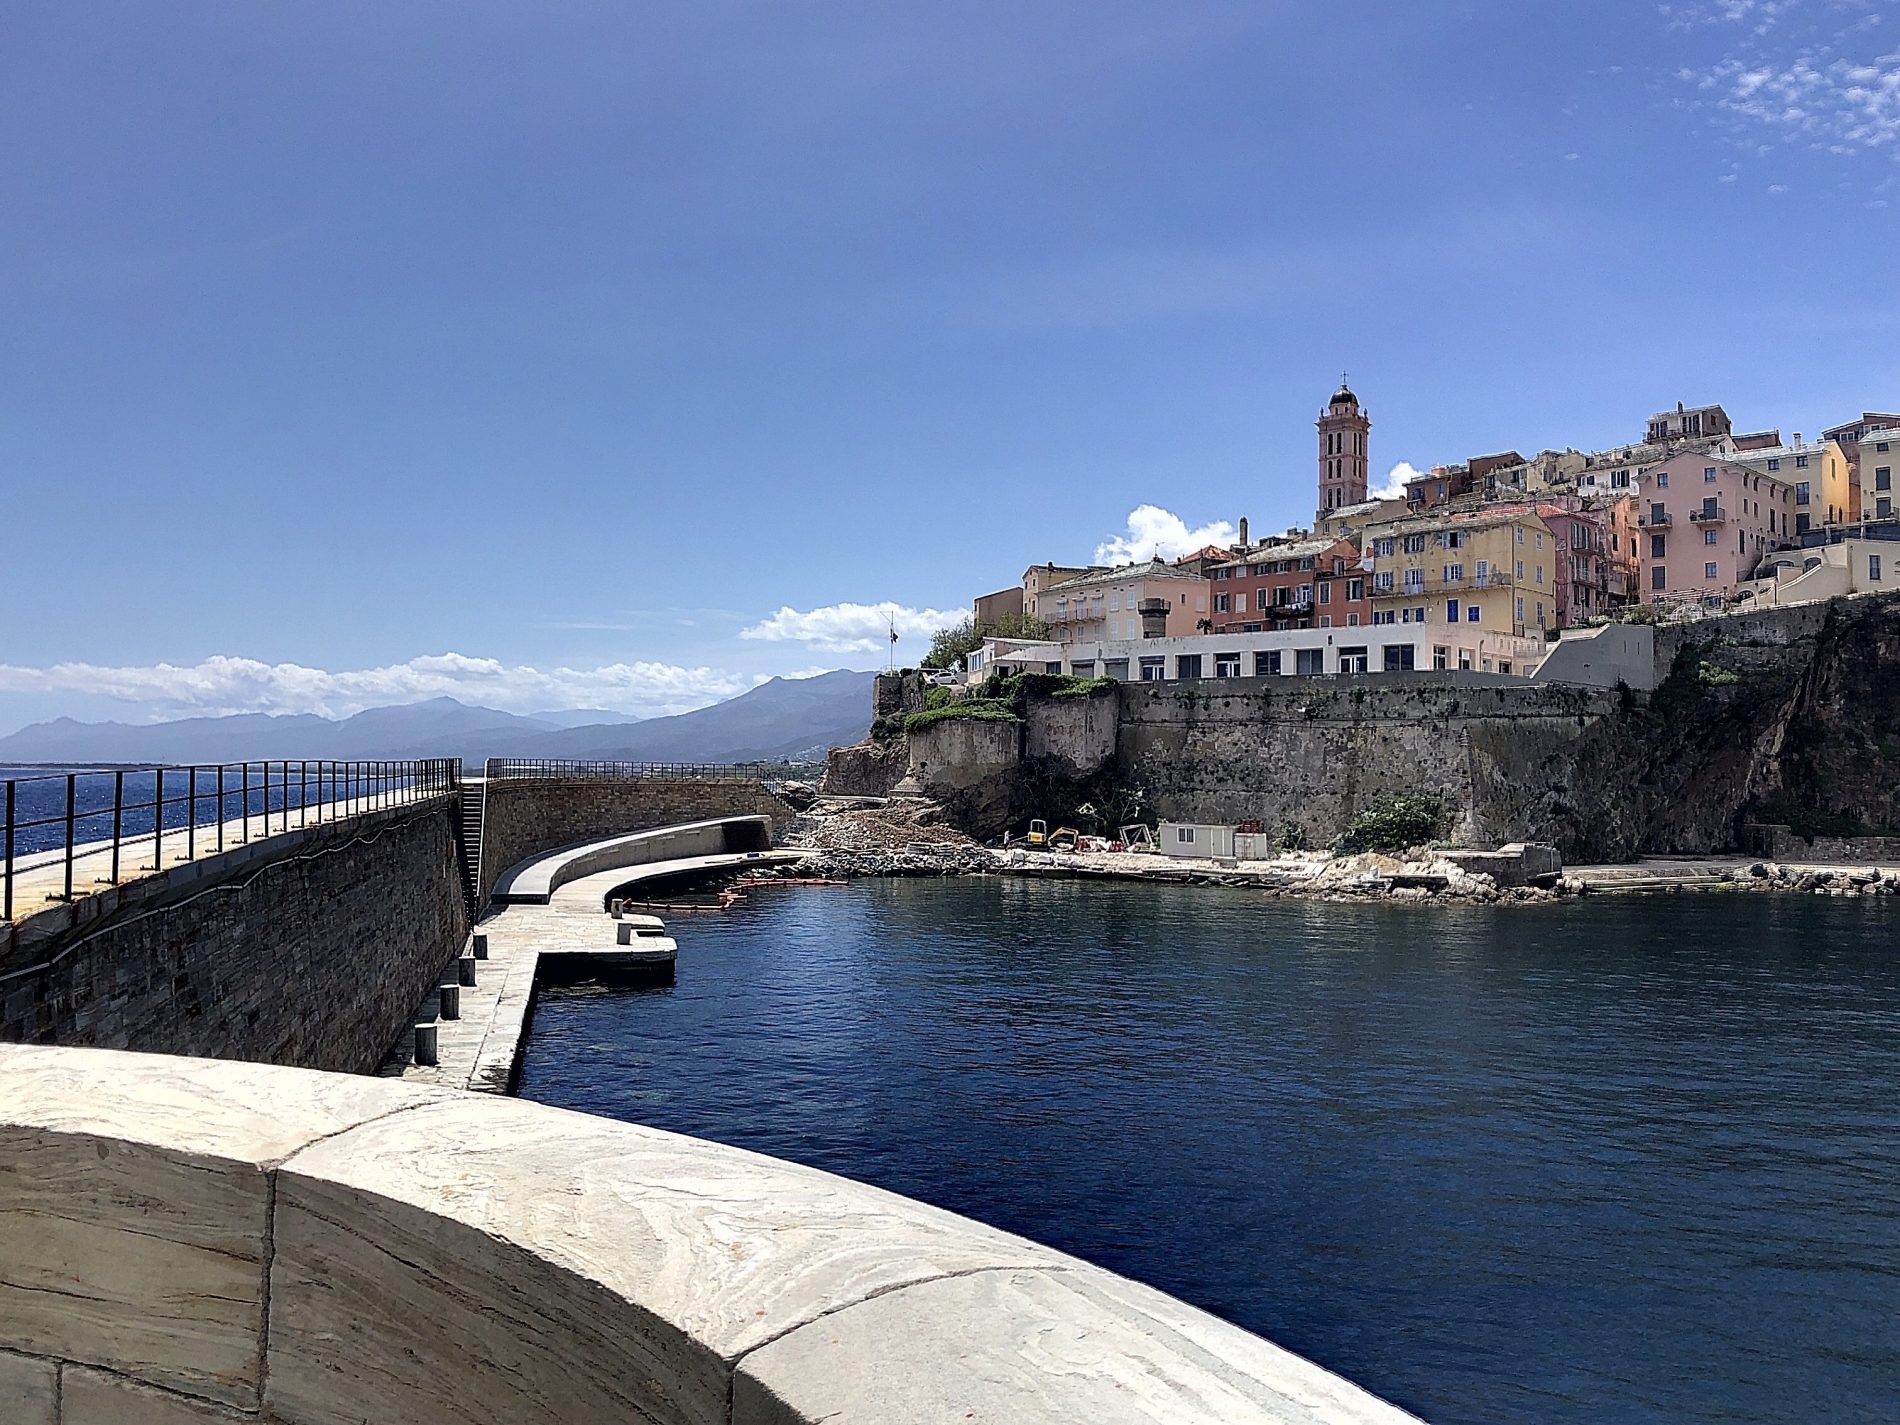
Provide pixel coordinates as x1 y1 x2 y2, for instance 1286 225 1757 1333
1137 598 1170 639
1237 516 1249 548
1792 432 1801 445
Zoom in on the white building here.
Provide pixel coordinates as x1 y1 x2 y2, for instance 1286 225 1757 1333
966 622 1547 683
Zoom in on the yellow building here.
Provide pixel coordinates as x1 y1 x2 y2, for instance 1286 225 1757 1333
1731 438 1856 531
1363 508 1556 639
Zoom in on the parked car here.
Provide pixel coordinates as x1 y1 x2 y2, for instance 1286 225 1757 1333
921 668 961 687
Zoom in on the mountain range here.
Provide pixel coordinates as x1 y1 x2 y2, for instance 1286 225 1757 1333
0 671 874 767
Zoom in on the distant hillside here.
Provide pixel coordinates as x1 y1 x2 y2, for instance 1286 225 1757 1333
0 674 874 767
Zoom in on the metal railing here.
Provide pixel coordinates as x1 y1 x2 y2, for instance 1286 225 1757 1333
484 759 821 783
2 759 460 927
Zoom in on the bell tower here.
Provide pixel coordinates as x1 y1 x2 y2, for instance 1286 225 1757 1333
1317 377 1370 518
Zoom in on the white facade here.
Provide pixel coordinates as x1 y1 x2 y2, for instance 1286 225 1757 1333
968 623 1547 683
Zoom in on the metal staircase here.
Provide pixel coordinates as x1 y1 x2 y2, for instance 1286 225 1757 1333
457 778 487 921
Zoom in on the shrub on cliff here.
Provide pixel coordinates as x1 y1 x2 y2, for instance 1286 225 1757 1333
1334 795 1445 854
902 701 1020 734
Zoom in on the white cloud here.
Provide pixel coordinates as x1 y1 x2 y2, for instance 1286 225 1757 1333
1674 2 1900 159
739 602 960 654
1370 462 1422 500
0 652 751 721
1093 505 1236 564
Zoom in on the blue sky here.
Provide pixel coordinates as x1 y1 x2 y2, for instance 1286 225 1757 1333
1 0 1894 730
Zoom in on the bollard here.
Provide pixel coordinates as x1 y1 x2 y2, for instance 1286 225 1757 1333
457 954 477 986
438 984 461 1020
609 898 623 919
472 932 489 960
413 1023 439 1066
616 921 635 945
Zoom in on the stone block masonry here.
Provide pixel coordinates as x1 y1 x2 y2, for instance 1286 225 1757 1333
477 776 793 901
1 802 468 1074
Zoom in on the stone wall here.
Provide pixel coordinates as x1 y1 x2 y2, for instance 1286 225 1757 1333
0 803 466 1074
478 778 792 901
821 740 908 797
0 1044 1421 1425
854 590 1900 860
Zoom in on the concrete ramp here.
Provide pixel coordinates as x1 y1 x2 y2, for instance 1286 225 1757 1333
490 816 776 905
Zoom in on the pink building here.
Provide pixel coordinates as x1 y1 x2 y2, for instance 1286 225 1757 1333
1040 559 1210 642
1482 496 1632 627
1635 452 1795 607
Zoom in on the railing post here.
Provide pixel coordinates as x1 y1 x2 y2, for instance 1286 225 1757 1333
152 768 164 870
4 779 14 923
63 773 75 901
301 760 308 828
110 770 124 884
217 765 226 853
187 766 197 862
242 762 251 843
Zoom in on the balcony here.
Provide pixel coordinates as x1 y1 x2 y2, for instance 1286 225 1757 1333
1688 506 1728 524
1372 572 1516 597
1638 512 1673 528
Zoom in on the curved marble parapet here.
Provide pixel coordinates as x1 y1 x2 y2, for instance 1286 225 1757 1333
489 816 778 904
0 1044 1423 1425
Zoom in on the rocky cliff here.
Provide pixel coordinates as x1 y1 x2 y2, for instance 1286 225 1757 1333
825 592 1900 861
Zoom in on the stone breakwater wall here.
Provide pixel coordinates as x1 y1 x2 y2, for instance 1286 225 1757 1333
479 777 792 901
0 803 466 1074
0 1044 1421 1425
831 592 1900 861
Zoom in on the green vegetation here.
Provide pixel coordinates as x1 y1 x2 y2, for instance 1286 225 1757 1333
1334 795 1445 854
902 700 1018 733
921 612 1054 670
1695 660 1742 688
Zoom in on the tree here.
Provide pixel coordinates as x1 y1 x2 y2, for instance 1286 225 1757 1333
920 611 1054 670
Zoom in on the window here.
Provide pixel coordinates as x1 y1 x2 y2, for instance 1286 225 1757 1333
1295 649 1325 674
1704 528 1718 546
1338 646 1369 673
1651 534 1666 559
1383 644 1415 671
1415 606 1425 623
1176 826 1195 845
1256 588 1270 611
1536 565 1545 585
1346 578 1365 600
1795 453 1809 469
1767 458 1779 471
1652 566 1666 591
1402 569 1424 594
1318 581 1332 604
1374 572 1395 592
1402 534 1426 554
1214 653 1241 678
1299 583 1314 604
1515 596 1525 623
1445 562 1465 582
1068 660 1095 678
1139 656 1166 681
1704 562 1719 580
1109 592 1119 610
1347 612 1361 626
1447 598 1460 623
1880 498 1894 519
1868 555 1883 583
1255 650 1282 675
1467 605 1480 623
1372 609 1395 625
1794 481 1811 506
1373 537 1396 557
1104 658 1129 681
1704 467 1717 482
1515 560 1524 579
1432 645 1449 670
1876 466 1892 492
1796 513 1811 536
1176 654 1203 679
1658 471 1670 487
1214 592 1230 613
1458 650 1473 670
1515 526 1525 543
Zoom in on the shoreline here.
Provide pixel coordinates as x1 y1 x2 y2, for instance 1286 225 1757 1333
774 844 1900 904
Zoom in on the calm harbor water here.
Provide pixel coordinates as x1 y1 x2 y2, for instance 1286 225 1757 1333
515 878 1900 1425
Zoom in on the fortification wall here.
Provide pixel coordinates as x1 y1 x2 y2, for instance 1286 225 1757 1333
871 590 1900 859
479 778 792 901
0 1044 1420 1425
0 803 466 1074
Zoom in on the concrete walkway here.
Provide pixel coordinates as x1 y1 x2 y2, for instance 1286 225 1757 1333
384 842 811 1093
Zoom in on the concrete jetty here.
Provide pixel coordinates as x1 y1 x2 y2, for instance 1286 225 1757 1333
385 819 812 1093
